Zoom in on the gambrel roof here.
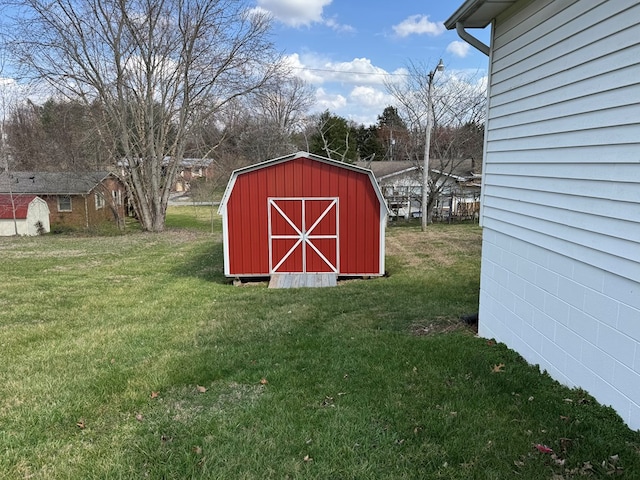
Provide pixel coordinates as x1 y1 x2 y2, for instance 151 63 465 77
0 194 39 219
354 161 417 181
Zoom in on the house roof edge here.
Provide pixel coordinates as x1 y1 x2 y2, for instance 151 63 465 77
445 0 516 29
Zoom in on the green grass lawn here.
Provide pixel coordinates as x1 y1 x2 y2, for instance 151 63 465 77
1 208 638 479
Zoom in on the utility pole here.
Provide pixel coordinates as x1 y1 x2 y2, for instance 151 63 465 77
421 59 444 231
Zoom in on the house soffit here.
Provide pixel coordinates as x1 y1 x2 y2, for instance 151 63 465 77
444 0 518 29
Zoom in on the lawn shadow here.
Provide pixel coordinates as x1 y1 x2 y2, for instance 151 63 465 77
171 240 228 284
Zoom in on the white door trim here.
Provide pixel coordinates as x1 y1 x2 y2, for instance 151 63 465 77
268 197 339 274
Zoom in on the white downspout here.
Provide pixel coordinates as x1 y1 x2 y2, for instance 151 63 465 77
456 22 490 56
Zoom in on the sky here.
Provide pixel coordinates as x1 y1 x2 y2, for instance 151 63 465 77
253 0 492 126
0 0 492 128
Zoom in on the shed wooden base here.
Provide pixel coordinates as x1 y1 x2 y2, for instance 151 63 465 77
268 273 337 289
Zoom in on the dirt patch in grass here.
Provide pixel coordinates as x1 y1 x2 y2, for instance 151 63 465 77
410 317 477 336
161 382 266 424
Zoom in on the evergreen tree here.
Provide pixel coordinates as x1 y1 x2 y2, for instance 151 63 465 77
309 111 357 162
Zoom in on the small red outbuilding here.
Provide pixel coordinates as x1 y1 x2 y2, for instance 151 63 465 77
218 152 389 279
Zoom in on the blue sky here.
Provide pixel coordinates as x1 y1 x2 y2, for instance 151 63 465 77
0 0 491 128
253 0 491 125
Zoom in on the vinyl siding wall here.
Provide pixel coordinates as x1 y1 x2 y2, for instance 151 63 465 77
480 0 640 429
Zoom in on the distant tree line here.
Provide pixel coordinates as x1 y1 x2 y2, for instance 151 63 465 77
4 99 483 171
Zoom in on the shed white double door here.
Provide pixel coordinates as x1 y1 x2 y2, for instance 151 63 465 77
268 197 339 274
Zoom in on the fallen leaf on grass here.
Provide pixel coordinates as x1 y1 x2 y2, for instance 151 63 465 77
580 461 595 474
559 437 572 452
321 396 335 407
260 378 268 385
196 385 207 393
76 420 86 429
303 455 312 462
135 414 144 422
151 391 159 399
491 363 505 373
534 444 553 454
603 454 624 476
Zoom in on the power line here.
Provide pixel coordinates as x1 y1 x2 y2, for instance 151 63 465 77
289 66 411 77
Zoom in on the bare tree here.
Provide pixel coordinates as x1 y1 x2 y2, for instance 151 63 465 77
253 77 315 134
5 99 111 171
385 61 486 223
8 0 284 232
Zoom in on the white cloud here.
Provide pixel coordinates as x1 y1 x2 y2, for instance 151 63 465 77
286 53 401 87
392 15 445 38
285 54 405 125
347 86 396 125
349 86 393 109
325 17 355 33
283 53 326 84
314 87 347 111
447 40 470 58
256 0 332 27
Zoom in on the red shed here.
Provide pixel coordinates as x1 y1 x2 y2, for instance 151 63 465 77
218 152 389 280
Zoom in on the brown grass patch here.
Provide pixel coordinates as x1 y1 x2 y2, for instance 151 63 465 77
411 317 477 336
386 225 481 270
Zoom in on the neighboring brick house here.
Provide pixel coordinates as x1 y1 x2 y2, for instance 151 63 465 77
0 171 126 230
170 157 216 192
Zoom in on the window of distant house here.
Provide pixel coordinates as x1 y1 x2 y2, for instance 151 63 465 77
112 190 122 206
95 192 105 210
58 195 72 212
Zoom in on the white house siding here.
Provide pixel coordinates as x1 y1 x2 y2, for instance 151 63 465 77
480 0 640 429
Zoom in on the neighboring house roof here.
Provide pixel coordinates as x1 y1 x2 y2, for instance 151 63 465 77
444 0 518 28
432 169 482 184
354 161 417 181
0 171 115 195
157 157 215 168
0 194 38 219
178 158 215 168
355 160 481 182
